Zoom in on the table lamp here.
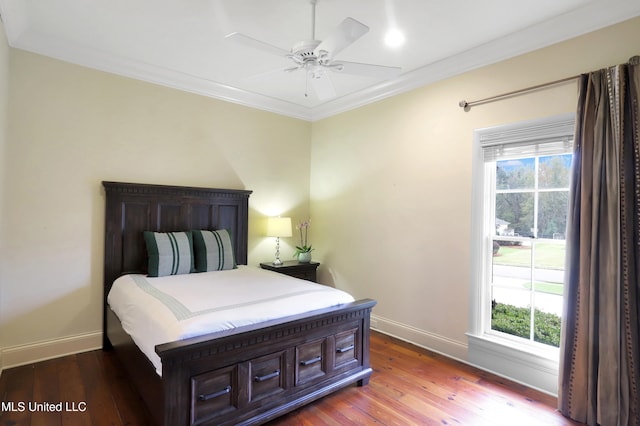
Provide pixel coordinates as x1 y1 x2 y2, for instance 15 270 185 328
266 217 292 265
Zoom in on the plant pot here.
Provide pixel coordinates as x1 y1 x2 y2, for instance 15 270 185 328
297 252 312 263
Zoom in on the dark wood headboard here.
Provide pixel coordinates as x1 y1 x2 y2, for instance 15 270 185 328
102 181 252 297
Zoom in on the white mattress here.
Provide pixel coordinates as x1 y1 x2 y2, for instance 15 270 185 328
107 265 355 375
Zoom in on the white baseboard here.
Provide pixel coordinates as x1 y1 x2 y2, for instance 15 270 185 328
370 314 558 396
0 331 103 373
370 314 469 363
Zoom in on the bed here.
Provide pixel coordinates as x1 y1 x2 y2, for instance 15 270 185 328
102 181 376 426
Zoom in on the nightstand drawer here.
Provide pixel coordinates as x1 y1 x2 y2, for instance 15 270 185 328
286 269 316 281
260 261 320 283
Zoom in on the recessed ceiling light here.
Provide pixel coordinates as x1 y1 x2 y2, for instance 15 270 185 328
384 29 405 47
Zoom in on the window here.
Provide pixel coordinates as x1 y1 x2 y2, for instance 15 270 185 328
490 153 572 347
468 113 575 393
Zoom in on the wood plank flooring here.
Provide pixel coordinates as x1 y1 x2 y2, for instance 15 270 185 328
0 331 582 425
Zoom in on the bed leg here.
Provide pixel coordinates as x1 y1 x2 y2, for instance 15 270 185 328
357 377 370 386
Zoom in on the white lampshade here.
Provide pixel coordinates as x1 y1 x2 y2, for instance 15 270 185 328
266 217 292 238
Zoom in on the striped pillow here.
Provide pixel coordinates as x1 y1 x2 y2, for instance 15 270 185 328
192 229 237 272
143 231 195 277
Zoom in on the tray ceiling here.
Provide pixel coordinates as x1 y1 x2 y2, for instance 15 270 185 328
1 0 639 120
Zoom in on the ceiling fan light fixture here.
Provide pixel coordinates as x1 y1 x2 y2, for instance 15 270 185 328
384 28 405 47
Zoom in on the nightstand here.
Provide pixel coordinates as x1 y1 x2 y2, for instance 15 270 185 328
260 260 320 283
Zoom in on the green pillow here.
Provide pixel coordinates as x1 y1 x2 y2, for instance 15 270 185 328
143 231 195 277
192 229 237 272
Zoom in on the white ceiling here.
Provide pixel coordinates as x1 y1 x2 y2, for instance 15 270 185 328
1 0 639 121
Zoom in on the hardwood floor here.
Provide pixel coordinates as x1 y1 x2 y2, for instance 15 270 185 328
0 331 582 426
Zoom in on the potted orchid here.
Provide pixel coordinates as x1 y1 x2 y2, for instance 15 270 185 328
294 219 314 263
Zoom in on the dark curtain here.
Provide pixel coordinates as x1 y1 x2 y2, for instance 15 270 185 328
559 57 640 425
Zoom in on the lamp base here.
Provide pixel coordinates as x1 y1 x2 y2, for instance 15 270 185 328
272 237 283 266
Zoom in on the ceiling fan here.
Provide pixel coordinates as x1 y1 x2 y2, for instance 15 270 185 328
225 0 401 100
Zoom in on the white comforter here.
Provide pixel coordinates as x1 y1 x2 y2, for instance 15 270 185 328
107 265 355 375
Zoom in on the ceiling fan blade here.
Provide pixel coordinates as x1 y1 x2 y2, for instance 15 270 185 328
333 61 401 80
224 32 290 57
309 70 336 100
242 66 300 82
314 17 369 58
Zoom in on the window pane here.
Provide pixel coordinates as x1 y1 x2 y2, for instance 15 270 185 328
495 193 534 237
491 288 531 340
531 241 563 347
533 293 562 347
496 158 535 190
533 241 566 271
538 191 569 239
538 154 572 189
492 242 531 289
491 241 532 339
493 240 531 268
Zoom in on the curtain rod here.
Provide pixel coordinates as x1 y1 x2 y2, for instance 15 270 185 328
459 56 639 110
458 75 580 110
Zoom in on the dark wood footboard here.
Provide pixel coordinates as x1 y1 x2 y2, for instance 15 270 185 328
107 298 376 425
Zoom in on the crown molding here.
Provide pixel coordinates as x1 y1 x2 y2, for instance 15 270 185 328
310 1 640 120
2 0 639 122
6 31 315 121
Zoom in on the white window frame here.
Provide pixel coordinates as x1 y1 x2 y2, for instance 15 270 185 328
467 113 575 395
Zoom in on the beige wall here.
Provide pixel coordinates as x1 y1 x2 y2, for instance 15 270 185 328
310 17 640 360
1 49 311 356
0 20 10 357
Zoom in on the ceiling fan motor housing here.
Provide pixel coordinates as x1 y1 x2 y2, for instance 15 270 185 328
291 40 322 63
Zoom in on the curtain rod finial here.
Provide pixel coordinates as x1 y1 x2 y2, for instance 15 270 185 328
459 100 468 108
